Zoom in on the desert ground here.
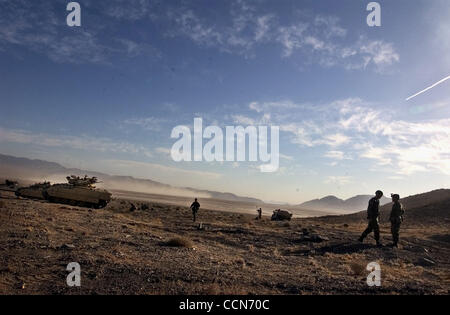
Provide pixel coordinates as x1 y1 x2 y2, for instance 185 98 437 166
0 191 449 295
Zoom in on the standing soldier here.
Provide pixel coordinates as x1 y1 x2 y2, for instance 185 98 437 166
359 190 383 246
190 198 200 222
389 194 405 248
257 208 262 220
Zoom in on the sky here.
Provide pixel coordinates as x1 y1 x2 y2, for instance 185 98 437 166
0 0 449 204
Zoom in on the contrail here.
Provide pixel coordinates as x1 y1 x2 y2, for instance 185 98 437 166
406 75 450 101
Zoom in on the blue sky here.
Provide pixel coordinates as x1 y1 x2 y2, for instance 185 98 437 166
0 0 449 203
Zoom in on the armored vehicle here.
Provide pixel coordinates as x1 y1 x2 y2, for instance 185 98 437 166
15 182 51 200
271 209 293 221
44 175 112 208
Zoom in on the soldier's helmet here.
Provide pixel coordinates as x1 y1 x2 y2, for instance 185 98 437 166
376 190 383 196
391 194 400 200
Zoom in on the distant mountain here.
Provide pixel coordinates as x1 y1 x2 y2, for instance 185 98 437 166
0 153 263 204
299 194 391 212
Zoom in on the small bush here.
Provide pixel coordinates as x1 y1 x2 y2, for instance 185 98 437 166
166 237 194 248
350 262 366 276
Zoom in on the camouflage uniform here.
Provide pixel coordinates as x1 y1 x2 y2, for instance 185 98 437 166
390 201 405 246
359 197 381 244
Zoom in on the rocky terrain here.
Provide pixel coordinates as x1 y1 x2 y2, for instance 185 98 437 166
0 190 449 295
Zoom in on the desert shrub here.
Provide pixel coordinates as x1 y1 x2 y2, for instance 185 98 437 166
349 262 366 276
166 237 194 248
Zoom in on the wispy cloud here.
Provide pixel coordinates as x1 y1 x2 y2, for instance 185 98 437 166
234 97 450 176
324 151 352 161
121 117 167 131
324 176 352 185
0 127 154 157
164 1 399 71
0 0 157 64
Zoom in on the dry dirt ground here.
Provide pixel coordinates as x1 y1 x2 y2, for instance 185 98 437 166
0 196 449 295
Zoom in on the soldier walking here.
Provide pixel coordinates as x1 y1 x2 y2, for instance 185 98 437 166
359 190 384 246
389 194 405 248
257 208 262 220
190 198 200 222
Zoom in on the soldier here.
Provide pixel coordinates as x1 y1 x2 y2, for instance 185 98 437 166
389 194 405 248
190 198 200 222
257 208 262 220
358 190 383 246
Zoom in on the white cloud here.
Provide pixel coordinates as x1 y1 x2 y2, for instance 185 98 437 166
324 176 352 185
0 1 157 64
164 2 399 72
0 127 153 157
324 151 352 161
233 97 450 176
122 117 166 131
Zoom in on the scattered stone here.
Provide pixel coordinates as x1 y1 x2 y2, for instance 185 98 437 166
416 257 436 267
299 234 329 243
60 244 75 250
197 223 210 231
298 229 329 243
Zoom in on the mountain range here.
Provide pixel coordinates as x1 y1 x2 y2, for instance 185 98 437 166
0 153 262 204
0 153 412 212
298 194 391 213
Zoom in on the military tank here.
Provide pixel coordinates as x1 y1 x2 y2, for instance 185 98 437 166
15 182 51 200
15 176 111 209
44 175 112 208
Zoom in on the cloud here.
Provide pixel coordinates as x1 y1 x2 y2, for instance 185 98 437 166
164 2 399 72
121 117 166 131
0 1 399 71
232 97 450 176
0 0 157 64
0 127 154 157
324 176 352 185
324 151 352 161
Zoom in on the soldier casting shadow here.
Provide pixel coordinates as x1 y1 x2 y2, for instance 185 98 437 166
389 194 405 248
190 198 200 222
359 190 384 246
